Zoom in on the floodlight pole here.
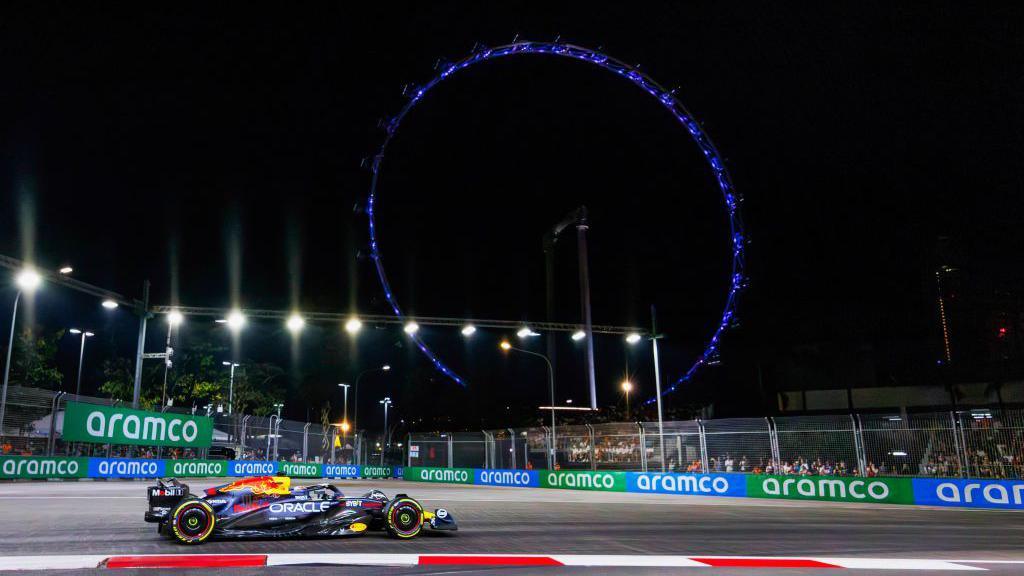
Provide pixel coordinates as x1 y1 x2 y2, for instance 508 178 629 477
131 280 150 409
651 304 666 472
0 291 22 435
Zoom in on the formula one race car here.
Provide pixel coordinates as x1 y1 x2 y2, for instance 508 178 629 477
145 476 457 544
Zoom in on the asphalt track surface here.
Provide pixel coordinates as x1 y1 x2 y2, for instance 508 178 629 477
0 478 1023 575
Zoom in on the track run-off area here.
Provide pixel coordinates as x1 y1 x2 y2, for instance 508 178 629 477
0 478 1023 574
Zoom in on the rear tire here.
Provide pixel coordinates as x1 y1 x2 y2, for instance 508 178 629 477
385 498 423 539
168 498 216 544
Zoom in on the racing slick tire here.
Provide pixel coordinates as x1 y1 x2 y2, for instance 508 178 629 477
384 497 424 539
168 498 216 544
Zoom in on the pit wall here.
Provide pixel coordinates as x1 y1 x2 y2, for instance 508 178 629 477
2 456 1021 510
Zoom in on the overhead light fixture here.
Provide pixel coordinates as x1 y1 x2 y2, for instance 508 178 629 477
621 380 634 392
85 331 94 337
167 311 184 326
59 266 73 275
286 313 305 333
101 299 119 309
226 310 246 331
500 340 511 351
516 326 539 338
16 269 42 291
625 333 642 344
382 364 391 371
69 328 82 334
571 330 586 341
403 321 419 335
344 317 362 334
461 324 477 337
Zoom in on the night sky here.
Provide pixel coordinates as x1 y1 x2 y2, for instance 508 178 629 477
2 4 1022 424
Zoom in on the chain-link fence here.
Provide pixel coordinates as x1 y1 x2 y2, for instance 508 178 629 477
4 385 1024 478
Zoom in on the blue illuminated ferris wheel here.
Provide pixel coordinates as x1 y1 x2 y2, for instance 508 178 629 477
364 41 746 401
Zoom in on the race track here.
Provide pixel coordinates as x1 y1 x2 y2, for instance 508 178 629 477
0 478 1022 574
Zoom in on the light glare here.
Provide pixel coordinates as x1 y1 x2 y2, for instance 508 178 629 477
16 269 42 291
344 317 362 334
226 310 246 331
625 333 642 344
167 311 184 326
571 330 586 341
101 299 119 309
286 314 305 333
461 324 477 336
403 321 419 335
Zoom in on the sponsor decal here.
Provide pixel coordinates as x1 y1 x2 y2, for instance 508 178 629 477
626 472 746 497
541 470 626 491
361 466 393 479
475 469 540 487
912 478 1024 509
88 458 164 478
205 498 229 506
747 475 913 504
228 460 278 476
169 459 227 477
232 500 267 514
323 464 360 478
62 401 212 448
280 462 321 478
269 501 332 514
404 467 474 484
0 456 88 479
221 475 291 495
392 466 404 478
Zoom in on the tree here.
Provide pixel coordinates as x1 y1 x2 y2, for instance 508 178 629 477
7 328 64 390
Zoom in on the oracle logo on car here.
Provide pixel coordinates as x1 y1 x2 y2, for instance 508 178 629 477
475 469 538 487
269 501 332 514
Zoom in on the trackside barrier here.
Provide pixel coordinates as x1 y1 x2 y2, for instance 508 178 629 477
0 457 403 481
3 457 1022 510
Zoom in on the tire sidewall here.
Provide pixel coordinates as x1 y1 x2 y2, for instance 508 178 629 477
385 498 423 539
169 498 216 544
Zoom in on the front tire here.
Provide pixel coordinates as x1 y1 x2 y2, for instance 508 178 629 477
385 498 423 539
168 498 216 544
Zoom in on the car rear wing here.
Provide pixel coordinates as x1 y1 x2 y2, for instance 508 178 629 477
144 478 191 523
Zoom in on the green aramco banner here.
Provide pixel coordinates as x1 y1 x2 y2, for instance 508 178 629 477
62 401 213 448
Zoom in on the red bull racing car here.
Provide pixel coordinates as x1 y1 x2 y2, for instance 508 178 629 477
145 476 457 544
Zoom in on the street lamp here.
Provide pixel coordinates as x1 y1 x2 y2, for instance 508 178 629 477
338 382 351 453
58 266 73 275
353 365 391 435
286 313 305 333
273 403 284 418
379 397 393 466
403 321 419 335
571 330 586 341
500 340 557 468
223 362 240 414
625 332 642 345
101 299 119 310
226 310 246 332
2 269 43 434
344 317 362 334
68 329 95 397
461 324 477 337
628 305 668 472
516 326 540 338
621 380 634 420
161 311 183 409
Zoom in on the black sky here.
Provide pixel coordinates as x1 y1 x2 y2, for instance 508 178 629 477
2 4 1022 422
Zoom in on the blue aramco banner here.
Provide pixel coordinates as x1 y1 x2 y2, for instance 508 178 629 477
227 460 278 477
322 464 361 478
474 468 540 487
626 472 747 497
912 478 1024 509
88 457 165 478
